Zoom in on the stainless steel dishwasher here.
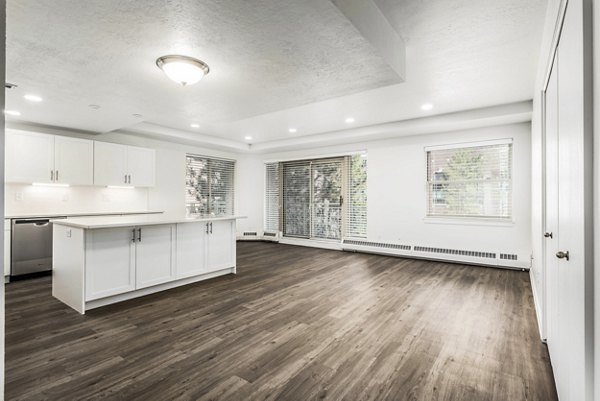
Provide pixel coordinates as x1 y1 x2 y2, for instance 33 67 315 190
11 217 66 278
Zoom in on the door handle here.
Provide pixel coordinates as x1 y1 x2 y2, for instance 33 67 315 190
137 228 142 242
210 222 213 234
544 232 553 238
556 250 569 261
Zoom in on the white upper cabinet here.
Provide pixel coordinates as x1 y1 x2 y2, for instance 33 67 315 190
54 136 94 185
94 141 155 187
94 141 129 186
6 131 55 183
127 146 156 187
6 130 94 185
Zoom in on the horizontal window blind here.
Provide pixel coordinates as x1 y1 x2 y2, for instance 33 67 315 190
264 153 367 240
265 162 280 232
186 155 235 216
426 143 512 218
347 154 367 238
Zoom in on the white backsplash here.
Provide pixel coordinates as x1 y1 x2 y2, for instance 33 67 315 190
5 184 150 216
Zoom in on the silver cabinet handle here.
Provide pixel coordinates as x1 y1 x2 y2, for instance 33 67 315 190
556 251 569 261
124 174 128 184
51 170 54 181
56 170 59 181
131 229 136 242
206 223 209 234
137 228 142 242
544 232 553 238
128 175 132 184
210 222 213 234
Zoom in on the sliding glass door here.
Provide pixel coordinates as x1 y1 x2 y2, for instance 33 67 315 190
282 158 344 240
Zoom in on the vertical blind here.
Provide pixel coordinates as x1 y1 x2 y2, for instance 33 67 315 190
426 142 512 218
265 153 367 239
186 154 235 216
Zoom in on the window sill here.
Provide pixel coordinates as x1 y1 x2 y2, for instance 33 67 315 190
423 216 515 227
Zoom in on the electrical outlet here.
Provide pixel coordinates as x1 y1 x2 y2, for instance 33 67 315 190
15 192 23 201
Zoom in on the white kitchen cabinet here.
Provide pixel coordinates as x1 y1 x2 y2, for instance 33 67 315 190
6 131 54 183
94 141 129 186
93 141 155 187
85 227 136 301
206 220 235 272
176 222 207 278
6 130 94 185
54 136 94 185
135 224 175 289
127 146 155 187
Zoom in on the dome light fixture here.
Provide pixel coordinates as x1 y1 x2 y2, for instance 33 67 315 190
156 55 210 86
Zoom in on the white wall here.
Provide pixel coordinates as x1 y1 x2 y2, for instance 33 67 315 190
240 122 532 263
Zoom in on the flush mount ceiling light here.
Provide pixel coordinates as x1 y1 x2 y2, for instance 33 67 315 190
156 55 210 86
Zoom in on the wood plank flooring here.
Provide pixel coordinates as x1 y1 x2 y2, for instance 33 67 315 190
5 242 557 400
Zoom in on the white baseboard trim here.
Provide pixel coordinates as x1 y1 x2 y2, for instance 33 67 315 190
278 237 342 251
529 268 546 341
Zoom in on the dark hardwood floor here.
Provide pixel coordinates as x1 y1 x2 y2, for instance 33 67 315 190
5 242 557 401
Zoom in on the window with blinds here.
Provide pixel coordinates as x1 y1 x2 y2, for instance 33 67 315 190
264 153 367 239
186 155 235 216
426 142 512 219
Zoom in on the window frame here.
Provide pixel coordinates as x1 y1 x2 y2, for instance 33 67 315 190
424 139 514 222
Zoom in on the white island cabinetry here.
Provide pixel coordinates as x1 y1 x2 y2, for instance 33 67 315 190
53 215 242 314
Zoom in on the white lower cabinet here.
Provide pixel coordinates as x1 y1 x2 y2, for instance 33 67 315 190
86 227 136 301
207 220 235 272
135 225 175 289
85 221 235 302
176 222 207 278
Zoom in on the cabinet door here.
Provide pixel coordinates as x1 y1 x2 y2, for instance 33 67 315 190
127 146 155 187
6 131 54 183
176 222 207 278
94 141 128 186
54 136 94 185
135 224 175 289
206 220 235 272
85 227 135 301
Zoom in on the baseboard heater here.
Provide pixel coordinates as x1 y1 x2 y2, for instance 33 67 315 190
237 231 280 242
341 239 528 270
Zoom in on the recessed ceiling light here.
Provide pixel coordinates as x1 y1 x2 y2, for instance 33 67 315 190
88 104 101 110
345 117 355 123
24 94 43 102
190 123 200 128
421 103 433 111
244 136 253 141
156 55 210 86
288 128 297 133
4 110 21 116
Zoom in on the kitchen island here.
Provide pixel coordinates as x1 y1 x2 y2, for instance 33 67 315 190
52 214 245 314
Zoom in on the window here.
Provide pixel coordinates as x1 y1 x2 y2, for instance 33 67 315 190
426 142 512 219
186 155 235 216
265 153 367 239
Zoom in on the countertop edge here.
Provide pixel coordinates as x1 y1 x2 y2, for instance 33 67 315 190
52 215 247 229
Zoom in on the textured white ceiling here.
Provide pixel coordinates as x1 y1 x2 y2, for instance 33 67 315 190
6 0 548 148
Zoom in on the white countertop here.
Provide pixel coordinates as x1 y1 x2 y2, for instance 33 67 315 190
52 214 247 229
5 210 164 219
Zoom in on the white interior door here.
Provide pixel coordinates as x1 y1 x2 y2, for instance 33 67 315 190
127 146 155 187
54 136 94 185
5 131 54 183
544 54 563 396
94 141 128 186
544 2 594 399
135 224 175 289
